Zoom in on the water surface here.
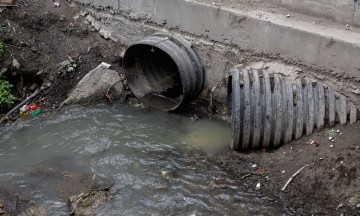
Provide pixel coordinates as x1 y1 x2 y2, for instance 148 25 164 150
0 104 285 215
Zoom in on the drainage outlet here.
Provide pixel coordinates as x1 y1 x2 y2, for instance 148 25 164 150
123 33 204 111
227 67 359 150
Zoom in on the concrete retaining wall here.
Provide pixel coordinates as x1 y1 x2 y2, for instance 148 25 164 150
262 0 360 26
75 0 360 106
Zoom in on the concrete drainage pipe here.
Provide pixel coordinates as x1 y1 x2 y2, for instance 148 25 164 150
123 33 204 111
227 66 358 150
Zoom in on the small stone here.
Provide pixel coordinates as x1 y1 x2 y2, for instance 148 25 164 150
98 62 111 69
348 196 357 205
336 130 340 133
12 58 20 69
59 17 64 21
36 70 43 76
286 14 291 18
329 145 334 148
328 137 333 141
29 83 38 91
80 11 88 16
0 67 7 74
255 182 261 190
336 203 343 210
356 203 360 208
251 164 258 168
281 170 286 174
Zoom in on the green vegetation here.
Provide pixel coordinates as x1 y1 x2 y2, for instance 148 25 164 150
60 26 77 36
325 129 336 137
43 55 53 66
0 75 16 108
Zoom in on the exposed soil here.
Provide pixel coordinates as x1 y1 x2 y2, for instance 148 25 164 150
213 122 360 215
0 0 125 118
0 0 359 216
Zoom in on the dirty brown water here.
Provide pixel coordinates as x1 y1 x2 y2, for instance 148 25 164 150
0 104 287 215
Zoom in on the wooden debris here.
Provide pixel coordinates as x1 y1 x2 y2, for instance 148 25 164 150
281 165 309 191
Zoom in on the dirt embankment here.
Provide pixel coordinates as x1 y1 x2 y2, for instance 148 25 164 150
0 1 359 216
214 122 360 215
0 0 125 118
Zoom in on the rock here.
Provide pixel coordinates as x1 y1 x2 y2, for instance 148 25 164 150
0 67 7 74
28 83 38 91
12 58 20 69
18 205 47 216
36 70 43 76
62 65 125 106
68 190 111 215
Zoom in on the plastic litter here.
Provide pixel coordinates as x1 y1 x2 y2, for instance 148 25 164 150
20 103 42 116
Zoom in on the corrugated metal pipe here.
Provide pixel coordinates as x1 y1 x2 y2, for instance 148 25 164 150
123 33 204 111
227 66 359 150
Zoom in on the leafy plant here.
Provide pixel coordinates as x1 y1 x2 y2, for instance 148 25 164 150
43 55 53 66
0 75 16 108
325 129 336 137
60 26 77 36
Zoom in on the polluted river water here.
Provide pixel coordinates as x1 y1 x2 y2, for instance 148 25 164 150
0 104 288 215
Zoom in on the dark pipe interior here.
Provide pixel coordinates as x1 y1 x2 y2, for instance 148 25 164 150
124 45 183 99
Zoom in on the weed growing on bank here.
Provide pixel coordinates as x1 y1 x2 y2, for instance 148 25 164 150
0 75 16 108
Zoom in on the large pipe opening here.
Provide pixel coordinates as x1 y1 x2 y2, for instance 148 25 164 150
124 45 183 111
123 34 204 111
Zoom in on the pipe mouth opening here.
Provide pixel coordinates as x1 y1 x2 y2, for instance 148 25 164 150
124 44 184 111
